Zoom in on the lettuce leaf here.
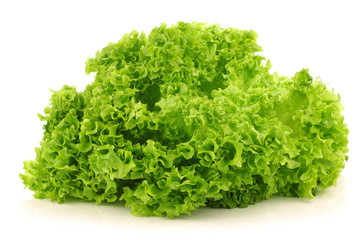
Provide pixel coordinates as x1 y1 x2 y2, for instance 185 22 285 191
20 22 349 218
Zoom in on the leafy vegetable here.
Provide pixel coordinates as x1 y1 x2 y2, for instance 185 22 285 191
20 22 349 218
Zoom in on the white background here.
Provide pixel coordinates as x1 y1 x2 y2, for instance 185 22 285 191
1 0 359 239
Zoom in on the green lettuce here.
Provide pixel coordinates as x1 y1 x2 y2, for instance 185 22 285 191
20 22 349 218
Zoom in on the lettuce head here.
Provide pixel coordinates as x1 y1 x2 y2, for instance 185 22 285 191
20 22 349 218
